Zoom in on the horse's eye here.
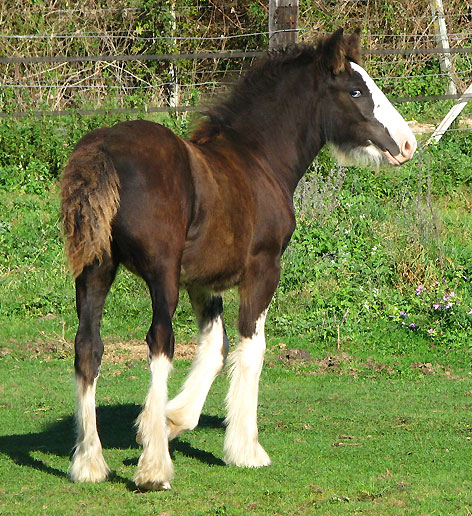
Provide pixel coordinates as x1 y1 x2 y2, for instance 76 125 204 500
350 90 362 98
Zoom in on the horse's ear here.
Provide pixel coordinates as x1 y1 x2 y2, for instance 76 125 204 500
345 28 362 64
318 28 347 75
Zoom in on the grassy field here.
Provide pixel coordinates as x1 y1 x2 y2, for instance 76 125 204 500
2 341 472 516
1 114 472 514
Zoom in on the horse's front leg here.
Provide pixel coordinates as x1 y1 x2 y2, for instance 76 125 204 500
224 255 280 467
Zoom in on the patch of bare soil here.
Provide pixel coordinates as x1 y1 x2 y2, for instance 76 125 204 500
271 344 358 375
270 343 464 379
11 338 198 364
312 352 354 375
278 347 311 362
102 340 198 364
411 362 459 380
409 116 472 135
6 339 467 381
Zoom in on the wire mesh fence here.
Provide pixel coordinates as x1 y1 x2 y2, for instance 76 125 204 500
1 0 471 128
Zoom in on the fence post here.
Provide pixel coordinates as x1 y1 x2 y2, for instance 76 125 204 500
430 0 457 96
426 82 472 145
169 0 179 109
269 0 299 50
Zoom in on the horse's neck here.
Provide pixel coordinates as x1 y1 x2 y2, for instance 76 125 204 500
198 62 325 196
245 73 323 196
254 108 323 196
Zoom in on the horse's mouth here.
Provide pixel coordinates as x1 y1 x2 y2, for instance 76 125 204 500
382 148 416 166
382 149 402 166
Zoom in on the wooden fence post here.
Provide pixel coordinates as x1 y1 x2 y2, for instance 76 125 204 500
430 0 457 96
269 0 299 50
426 82 472 145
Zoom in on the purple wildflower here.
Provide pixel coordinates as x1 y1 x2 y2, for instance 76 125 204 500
445 302 453 309
427 328 434 335
444 291 455 302
416 285 425 295
409 323 418 330
433 303 441 310
399 311 407 318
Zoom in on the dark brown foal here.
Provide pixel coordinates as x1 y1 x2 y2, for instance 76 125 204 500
61 29 416 490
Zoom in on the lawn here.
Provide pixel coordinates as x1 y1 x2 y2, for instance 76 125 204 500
1 341 472 515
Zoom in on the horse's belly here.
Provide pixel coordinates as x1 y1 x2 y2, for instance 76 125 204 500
180 241 246 292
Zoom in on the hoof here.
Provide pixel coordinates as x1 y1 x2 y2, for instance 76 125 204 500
134 451 174 492
69 448 110 483
224 442 272 468
135 479 172 491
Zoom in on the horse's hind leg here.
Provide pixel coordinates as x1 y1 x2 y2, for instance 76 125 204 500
69 257 117 482
134 272 179 491
166 287 229 440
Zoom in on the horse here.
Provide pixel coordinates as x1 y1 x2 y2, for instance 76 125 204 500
60 28 416 491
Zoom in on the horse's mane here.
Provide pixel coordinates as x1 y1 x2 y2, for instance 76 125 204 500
190 45 317 145
190 31 361 145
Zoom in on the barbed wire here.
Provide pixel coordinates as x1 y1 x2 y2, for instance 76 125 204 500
374 68 472 81
0 31 269 41
3 28 472 41
6 5 220 15
3 66 471 89
394 93 472 102
10 5 472 21
0 80 221 90
1 102 471 120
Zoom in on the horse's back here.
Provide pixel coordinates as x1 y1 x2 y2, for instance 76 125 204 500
63 119 293 290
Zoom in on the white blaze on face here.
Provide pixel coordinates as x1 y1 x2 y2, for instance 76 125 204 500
350 62 417 165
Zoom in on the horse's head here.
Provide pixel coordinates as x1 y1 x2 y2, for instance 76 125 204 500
317 29 416 167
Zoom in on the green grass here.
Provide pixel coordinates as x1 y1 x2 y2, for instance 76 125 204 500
1 349 472 515
1 117 472 514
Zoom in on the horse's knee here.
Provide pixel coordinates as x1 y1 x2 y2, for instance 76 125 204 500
146 321 175 361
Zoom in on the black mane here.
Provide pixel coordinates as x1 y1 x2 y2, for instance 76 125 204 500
190 44 317 145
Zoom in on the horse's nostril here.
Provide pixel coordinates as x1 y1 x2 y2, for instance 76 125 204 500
402 137 415 158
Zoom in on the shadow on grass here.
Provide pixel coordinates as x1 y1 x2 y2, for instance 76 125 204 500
0 404 225 489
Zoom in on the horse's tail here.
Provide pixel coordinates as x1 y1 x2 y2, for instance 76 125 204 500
60 146 120 278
